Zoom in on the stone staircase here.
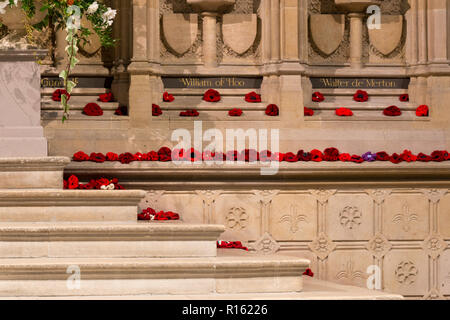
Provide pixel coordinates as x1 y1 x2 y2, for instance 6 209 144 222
0 157 309 298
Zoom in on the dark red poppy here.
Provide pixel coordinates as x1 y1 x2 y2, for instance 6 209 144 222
163 92 175 102
335 107 353 116
389 153 403 164
350 155 364 163
324 147 340 161
245 91 261 103
89 152 106 163
106 152 119 161
52 89 70 102
98 92 114 102
114 105 128 116
67 175 79 190
297 150 312 161
399 94 409 102
303 268 314 277
203 89 221 102
189 148 203 162
417 153 432 162
304 107 314 116
312 92 325 102
145 151 158 161
353 90 369 102
152 104 163 116
376 151 390 161
383 106 402 116
229 108 243 117
119 152 135 164
134 152 147 161
180 109 200 117
73 151 89 161
241 149 259 162
310 149 323 162
158 147 172 162
431 151 446 162
83 103 104 116
265 104 279 116
400 150 417 162
416 105 429 117
284 152 299 162
259 150 272 162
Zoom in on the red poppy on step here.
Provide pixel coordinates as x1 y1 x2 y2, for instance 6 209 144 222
383 105 402 117
265 104 279 116
312 92 325 102
304 107 314 116
83 103 103 116
203 89 221 102
353 90 369 102
399 94 409 102
416 105 429 117
163 92 175 102
152 104 163 116
98 92 114 102
52 89 70 102
228 108 243 117
335 107 353 116
245 91 261 103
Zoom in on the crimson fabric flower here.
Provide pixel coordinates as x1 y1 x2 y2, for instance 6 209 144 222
245 92 261 103
297 150 312 162
417 153 432 162
399 94 409 102
106 152 119 161
265 104 279 116
180 110 199 117
158 147 172 162
163 92 175 102
431 150 446 162
284 152 298 162
52 89 70 102
241 149 259 162
353 90 369 102
98 92 114 102
304 107 314 116
63 180 68 189
376 151 390 161
203 89 221 102
350 155 364 163
339 153 351 162
229 108 243 117
134 152 147 161
217 241 248 251
400 150 417 162
335 108 353 116
189 148 203 162
416 105 429 117
390 153 403 164
138 207 156 221
310 149 323 162
89 152 106 163
202 150 215 162
147 151 159 161
119 152 135 164
324 147 340 161
383 106 402 116
67 175 79 190
152 104 163 116
312 92 325 102
73 151 89 162
259 150 272 162
83 103 103 116
303 268 314 277
114 105 128 116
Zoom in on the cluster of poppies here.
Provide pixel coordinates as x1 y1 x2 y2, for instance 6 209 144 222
308 91 429 117
160 89 278 117
72 147 450 164
52 90 121 117
217 241 249 251
63 174 124 190
138 207 180 221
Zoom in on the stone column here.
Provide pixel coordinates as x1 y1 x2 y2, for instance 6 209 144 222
417 0 428 64
128 0 152 128
348 13 365 69
0 50 48 157
202 13 218 68
270 0 281 62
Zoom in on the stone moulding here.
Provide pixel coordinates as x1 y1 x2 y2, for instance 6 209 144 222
66 162 450 190
309 14 345 56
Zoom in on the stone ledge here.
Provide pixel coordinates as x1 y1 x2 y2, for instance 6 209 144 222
0 157 70 171
66 161 450 189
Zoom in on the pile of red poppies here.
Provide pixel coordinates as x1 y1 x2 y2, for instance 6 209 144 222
138 207 180 221
72 147 450 164
63 175 124 190
217 241 249 251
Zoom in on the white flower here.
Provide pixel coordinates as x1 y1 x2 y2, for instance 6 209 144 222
102 8 116 26
0 0 17 14
87 1 98 15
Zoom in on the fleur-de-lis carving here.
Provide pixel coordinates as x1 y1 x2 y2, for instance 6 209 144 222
392 204 419 232
279 205 308 233
335 259 366 281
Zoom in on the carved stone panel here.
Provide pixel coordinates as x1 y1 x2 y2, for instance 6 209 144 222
222 14 257 55
157 192 204 223
327 250 371 288
162 14 198 55
384 195 429 240
270 194 316 241
384 250 428 296
327 194 373 241
309 14 345 55
440 249 450 295
438 194 450 238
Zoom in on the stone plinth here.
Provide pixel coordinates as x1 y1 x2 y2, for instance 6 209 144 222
0 50 48 157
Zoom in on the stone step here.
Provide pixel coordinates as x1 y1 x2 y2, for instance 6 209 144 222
0 253 309 297
159 95 266 109
0 222 224 258
311 102 416 111
306 109 429 122
0 190 146 222
167 88 261 96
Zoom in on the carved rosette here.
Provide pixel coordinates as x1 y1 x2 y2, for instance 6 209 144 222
309 232 336 260
366 233 392 259
422 234 447 259
252 232 280 255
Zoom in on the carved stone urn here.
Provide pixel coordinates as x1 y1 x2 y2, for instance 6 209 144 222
186 0 236 68
0 1 46 49
334 0 381 68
